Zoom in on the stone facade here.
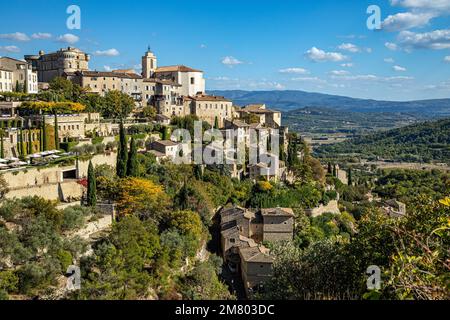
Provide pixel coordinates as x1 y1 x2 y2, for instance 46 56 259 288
0 67 13 92
66 70 143 102
0 57 38 93
25 47 90 83
3 152 117 202
219 206 294 296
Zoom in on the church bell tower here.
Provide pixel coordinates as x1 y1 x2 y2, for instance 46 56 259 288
142 46 157 78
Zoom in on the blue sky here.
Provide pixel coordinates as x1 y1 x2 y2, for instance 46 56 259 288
0 0 449 101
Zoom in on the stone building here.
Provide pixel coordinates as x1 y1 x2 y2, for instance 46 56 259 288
219 206 294 296
239 245 274 294
260 208 295 242
186 94 233 127
234 104 282 129
25 47 90 83
0 67 13 92
0 57 38 93
65 70 143 102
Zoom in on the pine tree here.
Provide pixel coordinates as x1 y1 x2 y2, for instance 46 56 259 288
54 111 60 150
116 121 128 178
126 137 138 177
87 160 97 207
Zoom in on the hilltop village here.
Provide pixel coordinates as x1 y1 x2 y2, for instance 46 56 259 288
0 46 295 297
0 46 445 301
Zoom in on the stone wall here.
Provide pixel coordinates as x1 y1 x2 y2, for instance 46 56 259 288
305 200 340 218
2 152 117 201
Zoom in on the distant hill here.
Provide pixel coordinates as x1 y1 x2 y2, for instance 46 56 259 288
283 106 422 135
315 118 450 163
208 90 450 116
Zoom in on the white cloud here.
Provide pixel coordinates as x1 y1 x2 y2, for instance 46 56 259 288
31 32 52 40
424 80 450 90
56 33 79 44
338 43 361 53
390 0 450 12
305 47 348 62
393 65 407 71
444 55 450 62
200 44 207 49
221 56 243 67
385 42 399 51
93 48 120 56
0 45 20 53
0 32 30 41
382 12 435 31
384 57 395 63
248 81 285 90
291 77 327 84
329 70 350 76
330 74 413 82
103 66 112 71
279 67 309 74
341 63 354 67
209 76 239 81
397 29 450 50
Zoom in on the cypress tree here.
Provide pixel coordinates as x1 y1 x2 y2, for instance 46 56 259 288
0 130 4 159
87 160 97 207
332 164 337 177
214 116 219 129
162 126 170 140
126 137 138 177
348 168 353 186
116 121 127 178
176 181 189 210
20 129 26 156
327 162 332 174
42 116 47 151
28 129 33 154
54 111 60 150
193 164 203 180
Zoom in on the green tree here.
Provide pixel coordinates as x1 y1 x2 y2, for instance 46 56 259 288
28 129 33 155
348 168 353 186
0 129 4 159
103 90 135 119
87 161 97 207
54 112 59 150
41 116 47 151
214 116 219 129
116 121 128 178
126 137 138 177
162 126 171 141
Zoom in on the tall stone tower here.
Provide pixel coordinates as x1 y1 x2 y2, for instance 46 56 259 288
142 46 157 78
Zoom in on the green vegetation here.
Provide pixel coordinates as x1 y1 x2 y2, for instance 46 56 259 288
316 118 450 164
126 137 138 177
87 161 97 207
0 198 92 299
116 121 128 178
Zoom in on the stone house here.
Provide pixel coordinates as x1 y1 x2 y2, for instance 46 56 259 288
219 206 294 296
